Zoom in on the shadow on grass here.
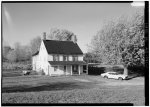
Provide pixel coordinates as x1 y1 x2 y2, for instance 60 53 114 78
126 74 144 80
2 70 38 77
126 65 145 80
2 82 94 93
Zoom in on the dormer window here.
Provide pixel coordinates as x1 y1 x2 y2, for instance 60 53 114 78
53 55 59 61
73 55 78 61
63 55 68 61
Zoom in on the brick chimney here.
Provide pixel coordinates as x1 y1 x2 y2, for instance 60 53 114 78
71 35 77 43
43 32 46 40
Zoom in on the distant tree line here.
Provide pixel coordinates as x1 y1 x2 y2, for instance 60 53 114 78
3 28 77 62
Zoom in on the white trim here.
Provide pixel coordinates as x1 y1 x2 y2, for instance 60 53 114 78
78 65 80 75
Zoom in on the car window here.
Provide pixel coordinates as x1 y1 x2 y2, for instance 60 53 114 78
109 73 115 75
109 72 117 75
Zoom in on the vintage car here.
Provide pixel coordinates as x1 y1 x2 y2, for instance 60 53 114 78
101 72 128 80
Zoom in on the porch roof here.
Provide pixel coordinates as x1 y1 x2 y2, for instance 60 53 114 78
49 61 87 66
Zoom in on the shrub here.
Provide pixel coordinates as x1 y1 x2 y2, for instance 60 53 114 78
2 61 32 70
37 69 45 75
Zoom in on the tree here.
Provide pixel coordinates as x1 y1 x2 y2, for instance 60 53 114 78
84 52 101 63
30 36 41 55
88 10 144 75
6 50 17 62
48 28 77 43
3 46 12 61
6 42 33 62
23 45 32 60
14 42 21 62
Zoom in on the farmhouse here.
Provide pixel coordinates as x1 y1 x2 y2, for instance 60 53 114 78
32 33 87 76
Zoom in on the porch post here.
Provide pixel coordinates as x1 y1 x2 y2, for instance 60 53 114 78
71 65 72 75
78 65 80 75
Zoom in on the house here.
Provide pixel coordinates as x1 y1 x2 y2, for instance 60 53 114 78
32 33 87 76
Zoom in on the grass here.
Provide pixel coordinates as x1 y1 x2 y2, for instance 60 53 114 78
2 73 145 105
2 86 144 104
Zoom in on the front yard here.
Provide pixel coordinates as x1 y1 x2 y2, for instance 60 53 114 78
2 74 144 105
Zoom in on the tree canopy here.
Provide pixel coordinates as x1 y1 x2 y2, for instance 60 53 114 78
47 28 77 43
88 10 144 69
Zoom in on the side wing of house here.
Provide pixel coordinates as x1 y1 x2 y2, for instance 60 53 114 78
36 41 50 75
32 55 38 71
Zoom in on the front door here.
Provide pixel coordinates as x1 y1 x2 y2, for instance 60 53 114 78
72 65 78 74
64 66 66 75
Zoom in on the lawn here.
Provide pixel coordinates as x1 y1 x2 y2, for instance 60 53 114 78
2 72 145 105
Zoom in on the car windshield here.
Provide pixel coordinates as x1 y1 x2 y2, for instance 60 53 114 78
109 72 118 75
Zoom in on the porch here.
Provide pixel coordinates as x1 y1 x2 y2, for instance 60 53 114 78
49 61 87 75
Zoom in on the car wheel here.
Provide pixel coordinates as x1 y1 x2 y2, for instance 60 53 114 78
118 77 123 80
104 76 108 79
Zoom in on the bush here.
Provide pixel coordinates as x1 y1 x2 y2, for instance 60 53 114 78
88 66 105 75
128 65 145 76
2 61 32 70
29 70 38 75
37 69 45 75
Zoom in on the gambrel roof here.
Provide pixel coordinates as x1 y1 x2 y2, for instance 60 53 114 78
43 40 83 55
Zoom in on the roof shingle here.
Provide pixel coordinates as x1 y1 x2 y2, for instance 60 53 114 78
43 40 83 55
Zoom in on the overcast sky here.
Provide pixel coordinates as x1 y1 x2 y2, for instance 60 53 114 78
2 2 139 53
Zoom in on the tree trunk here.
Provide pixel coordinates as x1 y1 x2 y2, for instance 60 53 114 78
123 65 128 75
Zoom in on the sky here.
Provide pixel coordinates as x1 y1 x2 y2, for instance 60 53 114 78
2 2 140 53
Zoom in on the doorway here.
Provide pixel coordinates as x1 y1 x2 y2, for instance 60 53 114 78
72 65 78 74
64 66 66 75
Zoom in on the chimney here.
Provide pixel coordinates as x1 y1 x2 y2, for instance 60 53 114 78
43 32 46 40
71 35 77 43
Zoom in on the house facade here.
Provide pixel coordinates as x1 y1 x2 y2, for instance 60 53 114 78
32 34 87 76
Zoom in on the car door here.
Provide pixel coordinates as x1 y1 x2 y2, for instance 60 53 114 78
112 73 118 79
108 73 114 78
109 73 116 79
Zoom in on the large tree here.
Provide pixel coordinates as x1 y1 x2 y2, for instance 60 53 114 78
5 42 32 62
6 50 17 62
88 10 144 75
30 36 42 55
3 46 12 61
47 28 77 43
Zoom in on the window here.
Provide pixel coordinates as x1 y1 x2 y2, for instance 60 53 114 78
54 66 58 71
72 65 78 73
63 55 68 61
53 55 59 61
73 55 78 61
109 72 118 75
